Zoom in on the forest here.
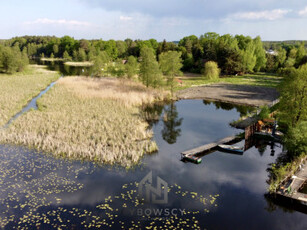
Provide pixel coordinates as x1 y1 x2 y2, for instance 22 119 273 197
1 33 306 76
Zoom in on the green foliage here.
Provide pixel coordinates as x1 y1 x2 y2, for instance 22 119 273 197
139 47 162 88
284 122 307 156
92 51 110 77
258 105 270 120
0 45 28 73
63 51 72 61
278 64 307 127
202 61 220 80
109 60 125 78
268 152 306 192
77 48 87 61
125 56 139 79
253 36 267 72
159 51 183 95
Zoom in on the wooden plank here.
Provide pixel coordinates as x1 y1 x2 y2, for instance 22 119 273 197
182 135 239 157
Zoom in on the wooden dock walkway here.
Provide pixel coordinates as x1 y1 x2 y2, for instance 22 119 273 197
276 158 307 205
181 135 242 157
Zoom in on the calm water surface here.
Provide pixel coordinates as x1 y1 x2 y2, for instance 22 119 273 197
0 99 306 229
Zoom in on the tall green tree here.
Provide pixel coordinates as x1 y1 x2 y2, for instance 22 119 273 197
77 48 87 61
125 56 139 79
63 51 72 61
253 36 267 72
295 42 306 66
92 51 110 76
139 47 162 88
159 51 183 95
278 64 307 127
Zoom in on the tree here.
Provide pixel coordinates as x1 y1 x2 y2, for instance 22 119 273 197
295 42 306 66
278 64 307 127
63 51 72 61
125 56 139 79
1 47 16 73
284 121 307 156
159 51 183 96
202 61 220 79
236 35 256 73
53 44 59 56
77 48 87 61
253 36 267 72
139 47 162 88
275 47 287 69
0 45 28 73
92 51 110 76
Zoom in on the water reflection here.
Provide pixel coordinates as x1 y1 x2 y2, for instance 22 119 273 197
203 100 256 117
1 94 306 228
30 60 93 76
162 103 183 144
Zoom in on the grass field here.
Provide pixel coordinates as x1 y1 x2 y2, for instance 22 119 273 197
175 72 282 91
0 65 60 126
0 77 166 168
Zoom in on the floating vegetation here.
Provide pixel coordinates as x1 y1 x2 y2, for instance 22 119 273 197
0 65 60 126
0 77 167 168
0 145 219 229
0 144 95 229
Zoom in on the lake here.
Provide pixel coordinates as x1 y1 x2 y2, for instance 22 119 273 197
0 61 306 229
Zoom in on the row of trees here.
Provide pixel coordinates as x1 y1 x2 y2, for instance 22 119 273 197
2 34 270 75
178 33 267 74
266 42 307 72
0 44 28 73
91 48 183 95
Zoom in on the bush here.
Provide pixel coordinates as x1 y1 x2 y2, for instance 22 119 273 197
202 61 220 80
258 105 270 120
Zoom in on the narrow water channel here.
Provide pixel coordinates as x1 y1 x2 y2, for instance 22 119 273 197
3 79 60 128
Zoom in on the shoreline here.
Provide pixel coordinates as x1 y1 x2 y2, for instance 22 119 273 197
176 83 280 107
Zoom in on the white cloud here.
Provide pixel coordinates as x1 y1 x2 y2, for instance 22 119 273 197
24 18 91 26
298 6 307 16
231 9 290 21
119 16 133 21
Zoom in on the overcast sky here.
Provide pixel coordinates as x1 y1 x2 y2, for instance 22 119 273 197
1 0 307 41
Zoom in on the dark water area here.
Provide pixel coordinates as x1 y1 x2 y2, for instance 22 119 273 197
30 59 93 76
0 100 306 229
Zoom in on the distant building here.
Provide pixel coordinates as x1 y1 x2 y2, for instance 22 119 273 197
266 49 278 56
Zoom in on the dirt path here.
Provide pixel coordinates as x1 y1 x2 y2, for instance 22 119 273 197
176 83 279 106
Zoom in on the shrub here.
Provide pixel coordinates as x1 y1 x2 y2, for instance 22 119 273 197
202 61 220 80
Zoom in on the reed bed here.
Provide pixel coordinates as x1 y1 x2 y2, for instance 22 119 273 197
0 65 60 126
0 77 166 168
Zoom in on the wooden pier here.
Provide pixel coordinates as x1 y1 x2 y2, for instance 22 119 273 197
181 135 242 158
275 158 307 205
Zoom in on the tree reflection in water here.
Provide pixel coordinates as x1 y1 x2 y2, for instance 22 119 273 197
162 103 183 144
203 100 256 117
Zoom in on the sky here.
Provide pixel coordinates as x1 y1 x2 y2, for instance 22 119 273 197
1 0 307 41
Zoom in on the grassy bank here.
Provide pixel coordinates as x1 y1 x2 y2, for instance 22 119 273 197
0 65 60 126
0 77 167 168
64 61 93 67
175 72 281 91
